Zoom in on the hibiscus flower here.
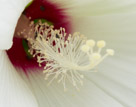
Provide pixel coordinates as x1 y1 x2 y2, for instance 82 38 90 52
0 0 136 107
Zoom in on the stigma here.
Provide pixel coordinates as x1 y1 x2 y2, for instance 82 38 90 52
22 21 114 91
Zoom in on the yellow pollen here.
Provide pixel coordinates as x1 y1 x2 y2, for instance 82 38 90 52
97 40 106 48
81 45 90 53
106 49 115 56
86 40 95 47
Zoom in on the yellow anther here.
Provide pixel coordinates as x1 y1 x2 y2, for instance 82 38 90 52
97 40 106 48
86 40 95 47
92 53 101 60
106 49 114 56
81 45 90 53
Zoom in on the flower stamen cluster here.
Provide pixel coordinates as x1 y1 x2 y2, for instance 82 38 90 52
23 21 114 91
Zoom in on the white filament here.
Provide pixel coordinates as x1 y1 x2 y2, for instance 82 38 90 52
28 22 114 90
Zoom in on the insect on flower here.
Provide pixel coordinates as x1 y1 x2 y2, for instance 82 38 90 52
20 20 114 91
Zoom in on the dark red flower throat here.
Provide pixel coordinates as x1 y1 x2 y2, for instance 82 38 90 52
7 0 72 73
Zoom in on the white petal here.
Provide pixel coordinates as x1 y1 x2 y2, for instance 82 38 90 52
19 1 136 107
7 0 136 107
20 69 124 107
67 0 136 16
0 0 32 50
86 70 136 107
71 2 136 107
0 50 38 107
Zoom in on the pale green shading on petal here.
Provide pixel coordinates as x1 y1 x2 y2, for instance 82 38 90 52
25 0 33 8
34 19 53 25
22 39 33 59
67 0 136 16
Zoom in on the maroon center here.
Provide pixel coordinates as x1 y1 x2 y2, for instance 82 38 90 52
7 0 72 73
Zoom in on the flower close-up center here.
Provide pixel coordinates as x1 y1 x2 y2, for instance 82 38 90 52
7 0 72 72
1 0 136 107
7 0 114 90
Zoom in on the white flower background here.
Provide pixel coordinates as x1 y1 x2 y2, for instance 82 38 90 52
0 0 136 107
